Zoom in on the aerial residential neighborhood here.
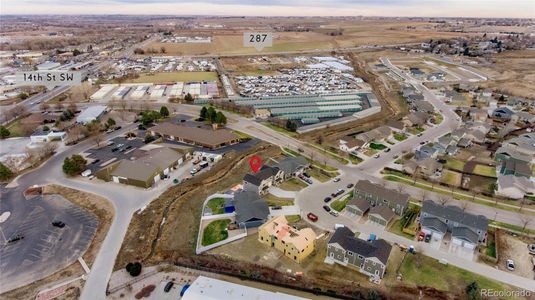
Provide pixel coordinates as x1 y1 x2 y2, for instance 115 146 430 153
0 2 534 300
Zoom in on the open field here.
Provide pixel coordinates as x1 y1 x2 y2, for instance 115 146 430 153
476 50 535 99
125 71 219 83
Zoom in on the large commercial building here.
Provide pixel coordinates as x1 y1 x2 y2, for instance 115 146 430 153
150 122 240 149
76 105 108 124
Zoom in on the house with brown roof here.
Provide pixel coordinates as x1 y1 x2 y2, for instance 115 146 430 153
339 138 365 153
352 180 409 215
150 122 240 150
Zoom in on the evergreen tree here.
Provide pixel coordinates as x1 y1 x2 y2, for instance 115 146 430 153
200 106 208 119
0 162 13 180
159 106 169 117
0 125 10 139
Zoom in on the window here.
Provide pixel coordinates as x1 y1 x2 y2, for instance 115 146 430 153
330 252 334 258
348 251 353 256
358 255 363 260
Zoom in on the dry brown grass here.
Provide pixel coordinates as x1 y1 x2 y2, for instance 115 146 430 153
114 142 282 270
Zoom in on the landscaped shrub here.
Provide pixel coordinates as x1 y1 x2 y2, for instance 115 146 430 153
126 262 142 277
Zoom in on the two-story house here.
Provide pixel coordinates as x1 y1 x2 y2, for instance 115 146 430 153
326 227 392 279
258 215 316 264
348 180 409 216
419 200 488 250
243 165 284 195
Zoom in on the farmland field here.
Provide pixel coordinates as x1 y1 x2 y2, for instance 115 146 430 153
126 71 219 83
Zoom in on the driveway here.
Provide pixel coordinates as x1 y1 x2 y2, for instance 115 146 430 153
269 205 300 217
269 187 297 198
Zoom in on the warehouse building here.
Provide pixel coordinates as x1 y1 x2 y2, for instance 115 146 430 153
76 105 108 124
96 147 185 188
90 85 116 100
150 122 240 149
112 86 130 100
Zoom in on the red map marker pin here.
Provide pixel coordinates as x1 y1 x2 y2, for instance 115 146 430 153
249 155 262 173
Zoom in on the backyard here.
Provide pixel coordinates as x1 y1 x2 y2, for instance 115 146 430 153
202 219 231 246
473 164 497 177
443 157 465 172
206 197 226 215
393 132 408 141
265 193 294 206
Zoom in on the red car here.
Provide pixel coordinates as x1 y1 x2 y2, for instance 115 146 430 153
418 231 425 242
307 212 318 222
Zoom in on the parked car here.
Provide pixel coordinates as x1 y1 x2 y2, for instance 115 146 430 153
346 183 354 189
528 244 535 255
323 205 331 212
506 259 515 271
7 233 24 243
329 210 339 217
164 281 174 293
385 148 391 152
418 231 425 241
333 178 341 182
115 126 122 131
52 221 65 228
419 141 426 145
424 234 431 243
393 155 399 159
307 212 318 222
374 154 380 159
302 172 310 178
272 206 282 210
324 196 332 203
91 159 100 165
190 168 198 175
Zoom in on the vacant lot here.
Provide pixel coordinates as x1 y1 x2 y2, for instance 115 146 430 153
497 231 535 279
278 178 307 191
265 193 294 206
440 169 462 186
125 71 219 83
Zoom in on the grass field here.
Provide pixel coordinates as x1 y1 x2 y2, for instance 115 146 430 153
126 71 219 83
263 123 298 138
265 193 294 206
308 167 335 182
393 132 408 141
444 158 465 172
369 143 387 150
389 219 416 239
441 170 461 186
279 178 308 191
473 165 497 177
330 195 351 212
206 197 226 215
202 219 230 246
6 119 25 137
399 254 513 297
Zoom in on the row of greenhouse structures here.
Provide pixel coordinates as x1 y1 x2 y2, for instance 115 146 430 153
195 92 376 124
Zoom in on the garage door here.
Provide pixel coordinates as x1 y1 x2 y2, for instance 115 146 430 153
154 174 161 183
163 168 169 175
451 237 463 246
431 231 443 241
113 176 119 183
463 242 476 250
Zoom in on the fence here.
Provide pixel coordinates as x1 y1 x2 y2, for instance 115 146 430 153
107 269 158 295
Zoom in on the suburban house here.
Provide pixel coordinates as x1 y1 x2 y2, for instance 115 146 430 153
150 122 240 150
326 227 392 279
275 156 310 180
468 108 488 122
499 160 532 178
502 133 535 158
495 146 532 164
233 190 270 229
243 165 283 195
243 156 309 194
76 105 108 124
30 129 66 143
491 106 515 120
415 145 438 160
97 147 185 188
339 138 365 153
368 206 396 226
385 120 405 132
258 215 316 264
404 158 442 178
516 112 535 124
351 180 409 215
419 200 488 249
403 112 429 127
496 175 535 200
444 90 465 103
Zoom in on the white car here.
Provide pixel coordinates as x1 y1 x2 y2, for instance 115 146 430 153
374 154 380 159
333 178 341 182
506 259 515 271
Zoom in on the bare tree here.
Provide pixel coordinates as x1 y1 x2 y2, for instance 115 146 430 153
519 215 532 232
460 201 470 212
39 102 50 112
439 195 450 206
67 102 78 113
396 183 406 193
419 190 428 203
93 133 104 147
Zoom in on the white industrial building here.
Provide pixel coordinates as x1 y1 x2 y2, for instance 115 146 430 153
90 85 116 100
168 82 184 97
182 276 306 300
131 86 148 99
149 85 166 99
112 86 131 100
36 61 61 70
76 105 108 124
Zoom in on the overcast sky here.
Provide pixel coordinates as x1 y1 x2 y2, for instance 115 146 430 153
2 0 534 18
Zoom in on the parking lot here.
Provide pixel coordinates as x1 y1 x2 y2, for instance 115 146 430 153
84 136 146 173
0 188 98 293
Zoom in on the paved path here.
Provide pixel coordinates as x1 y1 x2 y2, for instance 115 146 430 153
269 205 300 217
269 187 297 198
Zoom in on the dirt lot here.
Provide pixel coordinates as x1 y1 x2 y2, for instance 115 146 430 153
1 185 114 300
477 50 535 99
497 231 535 280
